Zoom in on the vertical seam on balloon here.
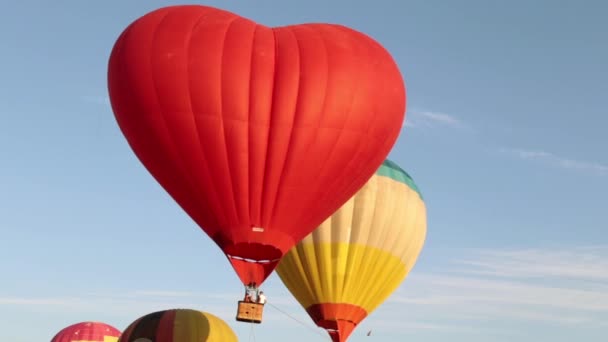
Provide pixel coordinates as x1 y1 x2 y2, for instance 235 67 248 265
288 245 313 306
284 242 314 308
265 25 302 230
340 185 361 299
391 184 416 262
184 12 226 231
364 181 399 310
260 28 279 227
158 308 173 341
365 182 408 310
312 218 328 303
349 178 379 303
300 241 323 307
305 229 322 303
284 25 330 243
149 11 209 229
247 25 257 225
218 18 243 229
369 184 423 312
383 196 424 311
287 241 318 307
307 27 386 231
405 201 426 271
284 243 317 308
311 215 327 300
295 25 360 230
329 213 341 301
289 24 336 229
373 179 401 278
366 258 409 313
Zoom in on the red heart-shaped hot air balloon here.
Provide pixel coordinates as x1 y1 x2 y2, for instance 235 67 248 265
107 5 406 286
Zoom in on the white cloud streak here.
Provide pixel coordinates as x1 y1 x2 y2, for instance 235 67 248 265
501 148 608 175
404 110 606 178
0 290 307 328
379 246 608 333
3 246 608 339
405 110 465 128
455 247 608 281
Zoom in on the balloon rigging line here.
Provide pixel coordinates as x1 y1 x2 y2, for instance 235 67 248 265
265 302 327 339
248 323 257 342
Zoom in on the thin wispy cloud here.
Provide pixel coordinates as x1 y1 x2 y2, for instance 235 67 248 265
405 110 466 129
404 112 606 178
0 291 326 341
455 247 608 281
501 148 608 176
0 290 308 328
0 294 224 315
130 290 196 297
361 319 506 334
5 247 607 338
380 246 608 333
11 248 607 332
0 297 75 306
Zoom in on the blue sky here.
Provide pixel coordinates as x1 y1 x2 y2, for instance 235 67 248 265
1 0 607 341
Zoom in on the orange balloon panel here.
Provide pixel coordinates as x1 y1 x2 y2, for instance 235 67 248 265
107 5 406 285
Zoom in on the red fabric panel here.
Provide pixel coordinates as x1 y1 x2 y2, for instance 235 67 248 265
155 309 176 341
108 5 406 285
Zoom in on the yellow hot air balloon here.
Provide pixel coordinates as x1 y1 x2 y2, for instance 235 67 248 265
118 309 237 342
276 160 427 342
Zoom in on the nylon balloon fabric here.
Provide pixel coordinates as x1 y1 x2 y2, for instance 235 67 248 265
51 321 121 342
107 5 407 286
276 160 427 342
118 309 238 342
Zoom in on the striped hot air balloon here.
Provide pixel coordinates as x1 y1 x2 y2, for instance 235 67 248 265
51 321 120 342
118 309 237 342
276 159 427 342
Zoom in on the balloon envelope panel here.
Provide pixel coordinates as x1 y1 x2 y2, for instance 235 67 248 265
277 160 427 342
119 309 237 342
107 5 407 285
51 321 121 342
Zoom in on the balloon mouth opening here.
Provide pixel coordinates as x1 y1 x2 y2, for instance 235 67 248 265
224 243 283 263
316 319 355 331
226 254 282 264
306 303 368 342
224 243 285 285
306 303 368 325
320 320 357 342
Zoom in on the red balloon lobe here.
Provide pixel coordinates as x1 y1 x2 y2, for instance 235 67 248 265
107 5 406 285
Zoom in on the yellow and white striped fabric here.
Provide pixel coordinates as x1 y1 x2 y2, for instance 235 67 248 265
276 159 426 338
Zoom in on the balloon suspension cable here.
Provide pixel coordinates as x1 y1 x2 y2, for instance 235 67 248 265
265 302 328 339
244 283 259 302
248 322 257 342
